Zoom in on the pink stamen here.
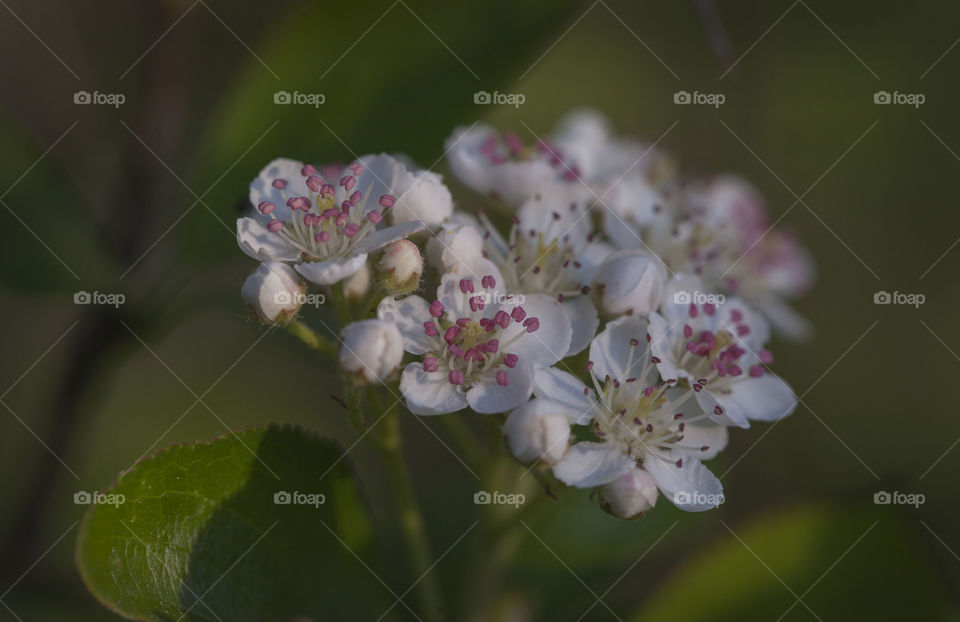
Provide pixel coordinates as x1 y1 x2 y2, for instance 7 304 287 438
367 211 383 224
380 194 395 208
429 300 444 318
496 370 510 387
422 357 439 372
267 220 284 232
448 370 465 385
272 179 287 189
315 231 329 243
503 354 518 368
258 201 275 214
343 223 359 238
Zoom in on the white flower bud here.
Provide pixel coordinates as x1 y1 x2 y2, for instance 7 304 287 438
594 250 666 316
241 262 305 324
599 467 659 519
343 262 371 301
339 319 404 384
376 240 423 294
426 224 485 276
391 170 454 226
504 399 571 465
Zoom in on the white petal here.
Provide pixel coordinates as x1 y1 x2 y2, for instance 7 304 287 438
678 422 728 460
237 217 302 262
647 312 687 383
466 362 534 414
498 293 572 367
532 367 597 424
352 221 426 255
400 363 468 415
294 254 368 285
560 296 599 357
589 314 651 383
658 273 708 324
552 441 633 488
644 455 724 512
701 373 797 427
377 295 433 355
249 158 310 223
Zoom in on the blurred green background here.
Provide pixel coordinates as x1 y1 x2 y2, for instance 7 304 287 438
0 0 958 619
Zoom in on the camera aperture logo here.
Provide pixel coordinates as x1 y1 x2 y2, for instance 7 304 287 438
873 290 924 308
273 490 326 508
74 290 125 308
274 90 326 108
474 90 525 109
874 490 924 508
672 490 724 506
74 490 125 508
74 90 125 108
674 90 725 108
473 490 525 508
874 91 924 108
673 290 725 306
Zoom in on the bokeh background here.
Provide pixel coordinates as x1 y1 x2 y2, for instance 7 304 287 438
0 0 958 619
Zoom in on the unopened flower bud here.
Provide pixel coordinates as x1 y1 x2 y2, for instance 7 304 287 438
377 240 423 294
594 250 666 316
391 170 454 226
241 262 305 324
504 399 572 465
343 262 371 301
599 467 659 519
339 319 404 384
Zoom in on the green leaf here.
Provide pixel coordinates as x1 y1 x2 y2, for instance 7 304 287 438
629 505 956 621
76 424 383 622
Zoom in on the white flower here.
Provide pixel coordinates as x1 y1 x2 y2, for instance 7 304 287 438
339 319 404 384
241 262 304 324
343 262 371 301
390 169 454 226
237 155 427 285
594 249 667 317
532 314 728 512
376 239 423 294
472 192 611 355
504 399 573 465
425 220 486 276
378 265 572 415
599 467 659 519
648 274 798 428
445 124 580 206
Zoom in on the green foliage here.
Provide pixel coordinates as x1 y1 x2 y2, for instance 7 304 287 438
76 424 382 622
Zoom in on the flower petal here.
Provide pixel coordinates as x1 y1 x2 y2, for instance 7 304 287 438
400 363 468 415
700 373 797 427
589 314 651 383
249 158 309 223
644 455 723 512
532 368 597 424
294 253 368 285
466 361 534 414
237 217 302 262
377 295 433 355
352 221 426 255
552 441 633 488
562 295 599 357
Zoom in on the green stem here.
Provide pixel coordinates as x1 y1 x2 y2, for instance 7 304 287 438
285 319 336 356
380 410 444 622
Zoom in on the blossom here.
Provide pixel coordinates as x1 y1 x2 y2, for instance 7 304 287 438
339 319 404 384
389 169 454 226
593 249 667 317
503 399 572 466
470 192 611 355
647 274 798 428
237 155 427 285
531 315 728 511
378 265 572 415
445 124 582 206
241 262 305 324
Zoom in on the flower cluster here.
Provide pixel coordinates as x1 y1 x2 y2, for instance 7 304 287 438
237 109 812 519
